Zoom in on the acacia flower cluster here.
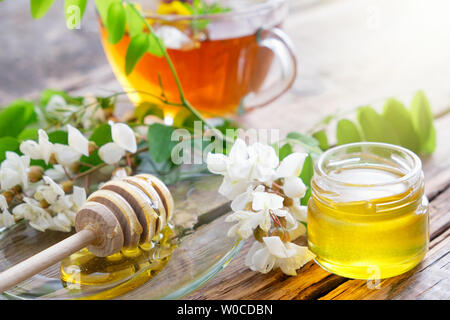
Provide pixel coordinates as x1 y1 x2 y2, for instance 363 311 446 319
0 119 139 233
207 139 315 276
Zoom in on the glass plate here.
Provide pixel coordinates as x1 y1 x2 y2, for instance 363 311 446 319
0 175 243 300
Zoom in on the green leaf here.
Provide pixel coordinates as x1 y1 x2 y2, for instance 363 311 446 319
134 102 164 123
299 154 314 187
79 124 113 170
30 0 55 19
410 90 435 152
40 89 84 106
125 3 144 37
0 100 37 138
382 98 420 153
89 123 113 146
278 143 293 161
106 1 126 44
286 132 321 154
421 125 436 155
125 33 150 75
147 123 177 163
18 128 39 141
94 0 117 25
64 0 87 29
336 119 361 145
48 130 68 144
147 34 165 57
0 137 20 162
312 130 329 150
357 106 399 144
287 132 319 147
299 154 314 205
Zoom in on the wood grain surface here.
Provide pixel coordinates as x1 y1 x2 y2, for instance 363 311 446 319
0 0 449 300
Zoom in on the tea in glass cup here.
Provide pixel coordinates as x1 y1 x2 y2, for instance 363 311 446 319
99 0 297 118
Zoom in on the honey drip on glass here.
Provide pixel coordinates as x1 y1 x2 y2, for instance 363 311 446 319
60 225 177 299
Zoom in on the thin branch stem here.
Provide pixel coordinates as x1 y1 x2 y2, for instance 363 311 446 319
124 1 233 144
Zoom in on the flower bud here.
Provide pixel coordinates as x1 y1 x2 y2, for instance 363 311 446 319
1 191 14 204
283 197 293 207
61 180 74 193
253 226 268 243
28 166 44 183
88 141 98 155
49 153 58 165
270 228 291 242
69 162 81 174
40 199 50 209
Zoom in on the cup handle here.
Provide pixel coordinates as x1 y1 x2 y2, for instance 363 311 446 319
241 27 297 112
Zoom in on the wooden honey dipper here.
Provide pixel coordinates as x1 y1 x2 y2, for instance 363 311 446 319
0 174 174 293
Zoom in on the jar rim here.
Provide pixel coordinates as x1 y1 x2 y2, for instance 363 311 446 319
315 142 422 188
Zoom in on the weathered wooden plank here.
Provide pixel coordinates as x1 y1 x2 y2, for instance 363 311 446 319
319 225 450 300
186 113 450 300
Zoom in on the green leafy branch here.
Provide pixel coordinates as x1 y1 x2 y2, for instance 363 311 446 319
310 90 436 155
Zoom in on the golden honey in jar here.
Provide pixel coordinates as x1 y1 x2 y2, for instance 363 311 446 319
308 142 429 279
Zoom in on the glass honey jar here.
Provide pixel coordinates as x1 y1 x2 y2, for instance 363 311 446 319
307 142 429 279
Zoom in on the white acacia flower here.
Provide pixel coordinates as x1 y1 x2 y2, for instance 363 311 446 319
0 152 30 190
226 187 297 239
20 129 53 164
290 199 308 223
45 164 67 181
34 176 65 205
53 143 82 166
245 237 315 276
12 197 53 232
0 194 15 228
276 152 308 199
207 139 279 200
98 121 137 165
67 124 89 157
20 129 83 166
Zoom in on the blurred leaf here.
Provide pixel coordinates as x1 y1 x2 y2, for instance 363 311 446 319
357 106 399 144
125 3 144 37
79 124 113 169
0 100 37 138
312 130 329 150
107 1 126 44
30 0 55 19
336 119 361 145
64 0 87 29
287 132 319 147
48 130 68 144
94 0 117 25
89 123 112 146
421 125 436 155
40 89 84 106
147 34 165 57
299 154 314 187
125 33 149 75
299 154 314 205
382 98 420 153
147 123 177 163
410 90 435 153
18 128 39 141
135 102 164 123
0 137 20 162
278 143 293 161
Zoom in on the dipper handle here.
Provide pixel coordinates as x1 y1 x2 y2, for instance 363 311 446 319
0 229 96 293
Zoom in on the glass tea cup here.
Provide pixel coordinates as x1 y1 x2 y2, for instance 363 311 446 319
98 0 297 118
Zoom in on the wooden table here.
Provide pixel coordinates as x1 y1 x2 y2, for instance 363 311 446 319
1 0 449 300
